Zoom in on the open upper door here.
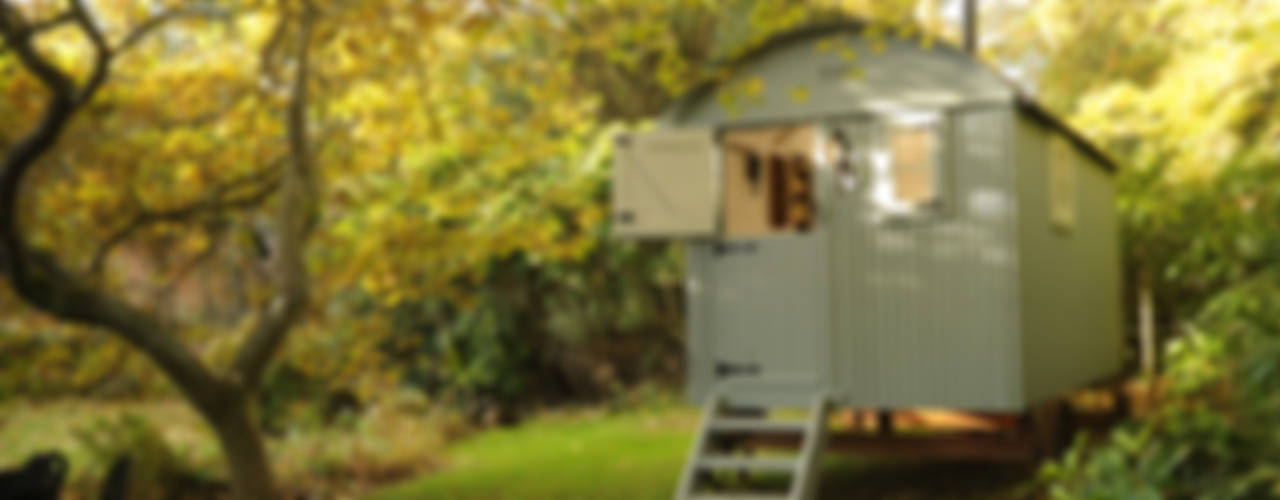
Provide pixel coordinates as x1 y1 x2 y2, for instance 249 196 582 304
612 129 717 238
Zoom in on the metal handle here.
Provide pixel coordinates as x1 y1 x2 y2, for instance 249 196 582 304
715 360 762 378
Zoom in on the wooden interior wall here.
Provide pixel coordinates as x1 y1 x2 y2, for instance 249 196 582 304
721 126 816 237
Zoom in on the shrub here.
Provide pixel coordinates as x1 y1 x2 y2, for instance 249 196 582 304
73 412 215 499
1043 273 1280 499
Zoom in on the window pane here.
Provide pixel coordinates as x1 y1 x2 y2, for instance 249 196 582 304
1049 136 1077 230
890 124 937 206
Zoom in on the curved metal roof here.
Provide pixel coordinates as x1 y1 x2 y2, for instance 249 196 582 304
671 20 1119 173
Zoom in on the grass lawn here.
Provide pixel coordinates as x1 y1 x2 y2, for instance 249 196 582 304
371 402 1037 500
372 404 700 500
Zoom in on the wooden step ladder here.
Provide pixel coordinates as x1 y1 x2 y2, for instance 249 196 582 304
675 392 830 500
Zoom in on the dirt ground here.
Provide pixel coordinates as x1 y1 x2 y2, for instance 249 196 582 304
817 459 1039 499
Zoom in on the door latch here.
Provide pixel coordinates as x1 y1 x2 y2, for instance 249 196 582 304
715 360 762 378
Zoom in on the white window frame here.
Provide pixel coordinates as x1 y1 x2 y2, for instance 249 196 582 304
870 110 948 219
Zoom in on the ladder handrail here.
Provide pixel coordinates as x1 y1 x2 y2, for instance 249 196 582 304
675 394 723 500
789 394 830 500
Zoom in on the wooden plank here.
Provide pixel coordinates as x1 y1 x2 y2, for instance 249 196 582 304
698 456 796 473
741 432 1037 463
710 418 807 434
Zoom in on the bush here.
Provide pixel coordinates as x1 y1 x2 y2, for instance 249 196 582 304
73 412 216 499
1043 273 1280 499
388 239 686 423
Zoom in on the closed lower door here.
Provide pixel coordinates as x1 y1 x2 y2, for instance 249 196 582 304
704 235 829 392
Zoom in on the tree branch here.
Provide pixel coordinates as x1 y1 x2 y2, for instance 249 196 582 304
89 166 283 274
24 249 232 408
0 0 301 419
115 6 231 55
68 0 109 105
0 2 77 97
0 0 233 416
26 10 74 34
257 10 289 88
159 229 222 299
232 1 316 389
0 1 81 280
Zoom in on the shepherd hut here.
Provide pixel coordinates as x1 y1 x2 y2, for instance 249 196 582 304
610 21 1123 500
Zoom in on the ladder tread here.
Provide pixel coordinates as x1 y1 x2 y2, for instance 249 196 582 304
697 456 797 473
709 418 807 433
677 391 829 500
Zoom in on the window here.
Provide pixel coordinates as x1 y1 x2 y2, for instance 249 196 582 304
871 112 944 215
1049 135 1077 230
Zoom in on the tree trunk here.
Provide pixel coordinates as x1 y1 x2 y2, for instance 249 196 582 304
0 7 313 500
1138 269 1157 377
206 396 282 500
